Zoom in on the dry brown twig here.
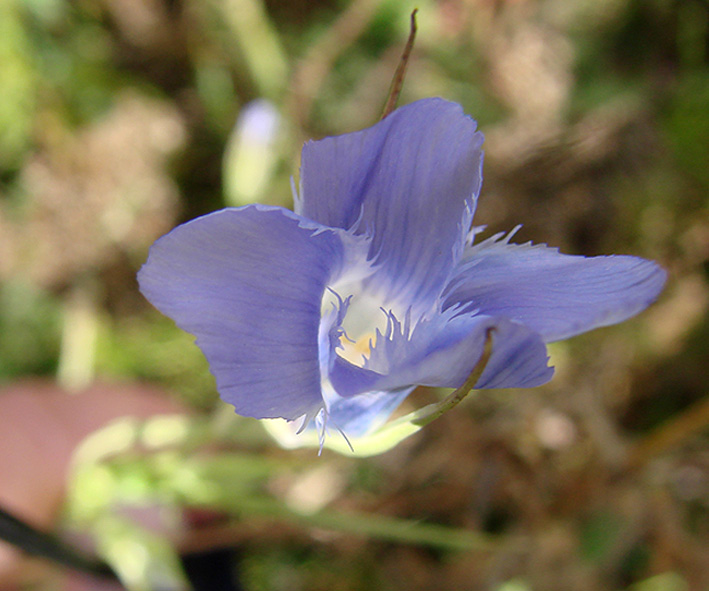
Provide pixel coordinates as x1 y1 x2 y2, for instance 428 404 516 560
380 9 418 120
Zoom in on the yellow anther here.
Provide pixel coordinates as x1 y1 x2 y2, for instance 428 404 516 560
338 332 375 365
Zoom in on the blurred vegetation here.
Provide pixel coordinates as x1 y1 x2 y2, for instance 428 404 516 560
0 0 707 589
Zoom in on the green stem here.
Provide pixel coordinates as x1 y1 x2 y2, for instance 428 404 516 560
215 494 500 552
411 328 495 427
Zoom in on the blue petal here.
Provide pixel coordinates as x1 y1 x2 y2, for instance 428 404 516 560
329 309 553 398
325 385 415 438
442 235 667 342
138 205 358 421
298 98 484 311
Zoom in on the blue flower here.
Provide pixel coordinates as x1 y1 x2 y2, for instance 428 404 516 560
138 98 666 439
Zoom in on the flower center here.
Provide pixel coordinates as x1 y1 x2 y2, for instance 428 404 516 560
339 331 376 365
321 282 393 368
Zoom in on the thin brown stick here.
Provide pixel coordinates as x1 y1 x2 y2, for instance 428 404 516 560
624 394 709 471
380 9 418 120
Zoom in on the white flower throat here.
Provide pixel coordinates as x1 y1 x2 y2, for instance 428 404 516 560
321 282 396 367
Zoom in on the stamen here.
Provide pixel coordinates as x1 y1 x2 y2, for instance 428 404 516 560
315 407 328 455
334 424 355 453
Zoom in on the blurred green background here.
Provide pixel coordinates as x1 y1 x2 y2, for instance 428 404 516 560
0 0 707 589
